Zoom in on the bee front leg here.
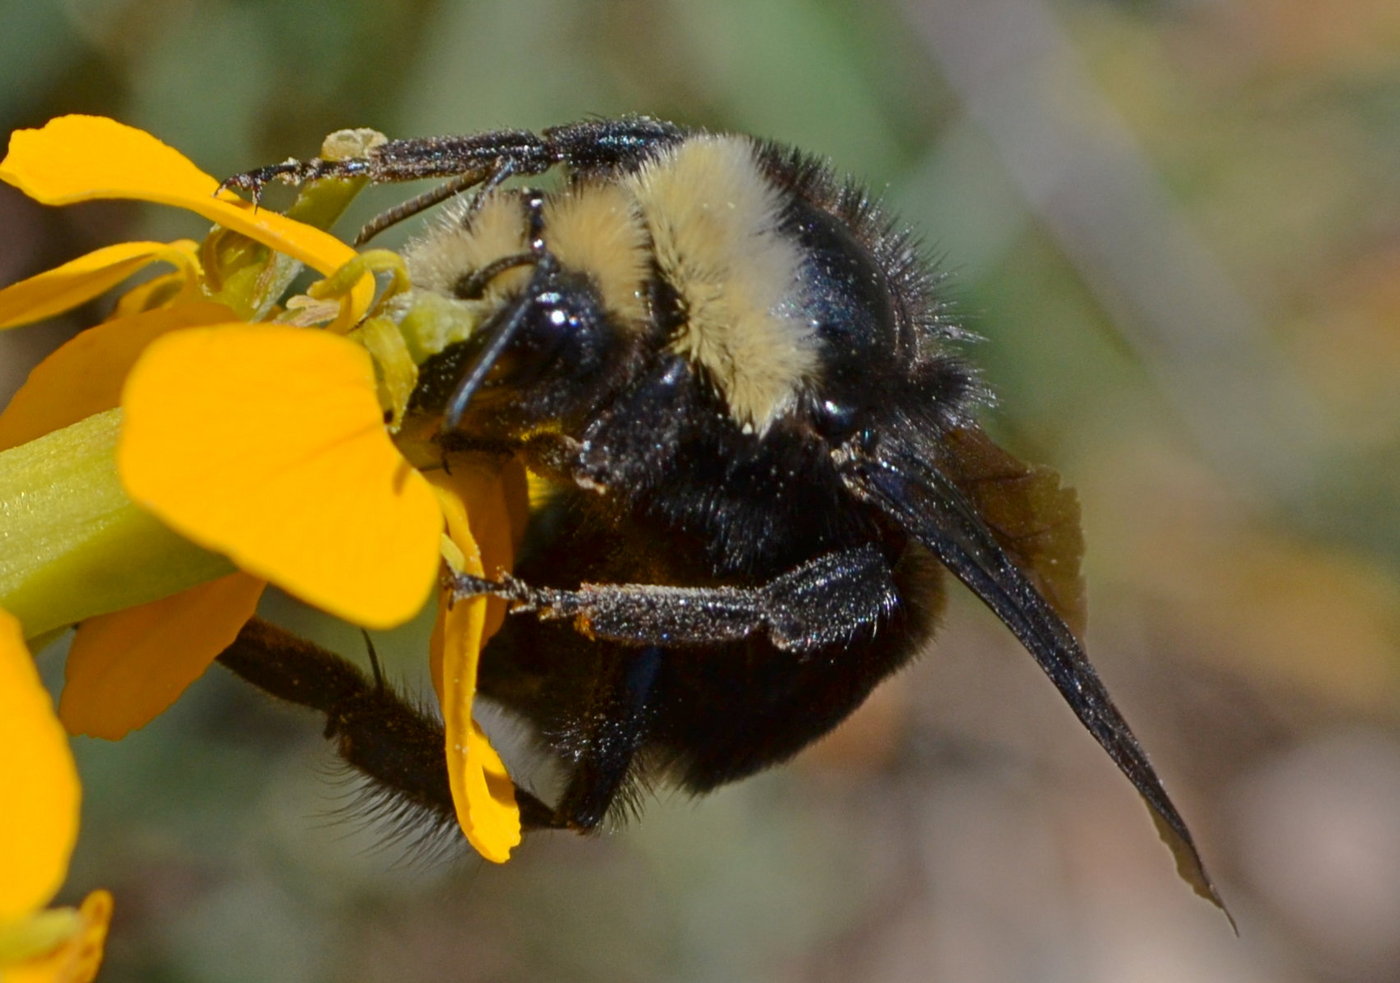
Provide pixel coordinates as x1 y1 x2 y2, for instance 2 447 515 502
218 117 687 216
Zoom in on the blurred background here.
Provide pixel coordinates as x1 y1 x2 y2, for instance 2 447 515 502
3 0 1399 980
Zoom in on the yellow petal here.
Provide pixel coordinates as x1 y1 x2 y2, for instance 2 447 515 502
430 597 522 863
462 717 521 856
0 301 235 451
60 573 264 739
427 472 484 695
1 116 372 322
3 889 113 983
427 468 521 862
110 269 197 319
118 324 440 629
0 240 199 331
0 609 78 921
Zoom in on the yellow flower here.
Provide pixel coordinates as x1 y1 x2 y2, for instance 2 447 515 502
0 609 112 983
0 116 521 861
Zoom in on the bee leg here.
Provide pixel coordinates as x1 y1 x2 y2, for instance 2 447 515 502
547 645 664 832
219 117 686 214
218 128 539 204
217 619 566 834
537 116 688 178
450 543 899 652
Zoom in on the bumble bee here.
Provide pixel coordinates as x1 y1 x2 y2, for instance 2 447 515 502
218 118 1227 915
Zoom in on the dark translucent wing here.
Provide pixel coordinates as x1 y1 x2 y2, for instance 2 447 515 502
936 427 1087 639
840 447 1233 925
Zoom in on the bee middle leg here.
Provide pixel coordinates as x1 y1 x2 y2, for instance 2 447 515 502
449 543 900 652
542 644 664 832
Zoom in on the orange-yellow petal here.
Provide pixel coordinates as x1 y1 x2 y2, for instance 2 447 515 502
60 572 264 739
438 457 515 639
0 609 78 921
0 301 235 451
427 469 521 862
0 240 201 332
4 889 113 983
500 456 532 555
0 116 372 322
118 324 440 629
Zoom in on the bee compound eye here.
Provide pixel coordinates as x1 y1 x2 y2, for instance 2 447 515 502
814 398 861 442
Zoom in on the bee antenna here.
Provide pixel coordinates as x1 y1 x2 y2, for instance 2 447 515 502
442 254 555 431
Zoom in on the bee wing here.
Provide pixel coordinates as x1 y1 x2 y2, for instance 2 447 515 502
841 449 1233 924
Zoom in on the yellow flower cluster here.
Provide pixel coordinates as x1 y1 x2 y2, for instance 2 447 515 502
0 115 526 978
0 610 110 983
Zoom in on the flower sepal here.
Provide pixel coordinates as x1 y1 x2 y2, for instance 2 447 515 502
0 410 234 640
0 906 83 964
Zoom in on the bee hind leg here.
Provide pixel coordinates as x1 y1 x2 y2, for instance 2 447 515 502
216 619 567 837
